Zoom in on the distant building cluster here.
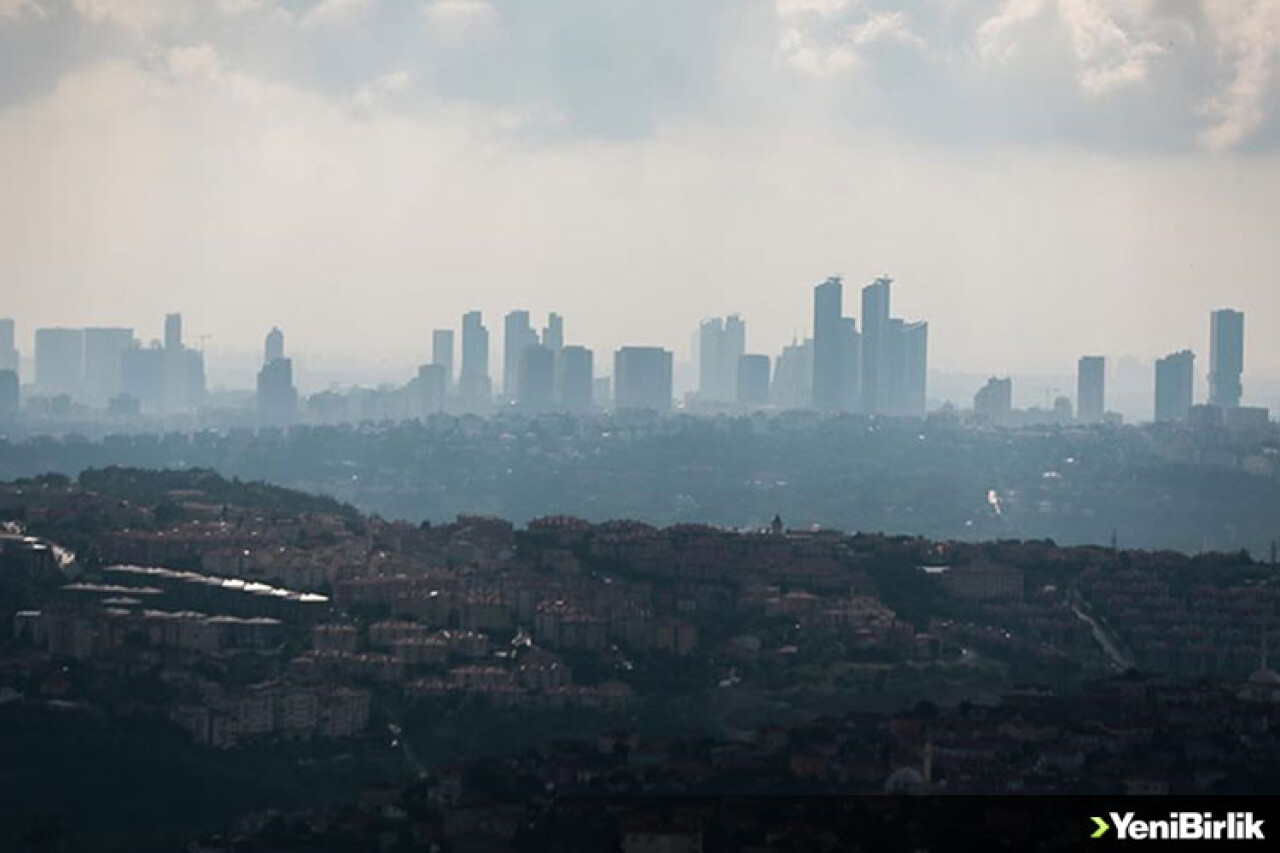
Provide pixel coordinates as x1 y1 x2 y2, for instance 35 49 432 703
0 284 1267 427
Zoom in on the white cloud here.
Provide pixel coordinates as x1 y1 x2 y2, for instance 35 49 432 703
71 0 192 34
0 0 46 20
1199 1 1280 152
853 11 924 48
353 69 410 113
300 0 371 29
977 0 1045 63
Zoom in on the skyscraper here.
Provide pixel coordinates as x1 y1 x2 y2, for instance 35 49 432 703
431 329 454 388
837 317 860 411
410 363 447 417
517 344 555 409
257 327 297 427
860 276 892 414
0 319 18 374
811 277 844 411
773 338 813 410
460 311 491 408
614 347 673 411
1209 308 1244 408
82 327 134 404
164 313 182 352
698 315 745 403
34 328 84 395
557 345 593 411
0 370 17 416
265 327 285 364
503 310 537 400
1155 350 1195 423
901 321 928 416
542 313 564 353
737 354 771 407
1077 356 1106 423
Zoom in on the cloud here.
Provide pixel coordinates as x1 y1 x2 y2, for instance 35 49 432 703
71 0 192 34
353 69 410 112
1199 0 1280 152
0 0 45 20
300 0 371 29
777 1 924 77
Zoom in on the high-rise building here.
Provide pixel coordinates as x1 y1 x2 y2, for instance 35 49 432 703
542 313 564 353
503 310 537 400
837 317 860 411
431 329 454 388
974 377 1013 424
410 363 447 417
860 276 892 413
1077 356 1106 423
164 313 183 352
1154 350 1195 423
120 342 164 412
82 327 134 404
0 370 18 415
0 319 18 374
1209 308 1244 408
773 338 813 410
557 345 594 411
257 359 297 426
34 328 84 395
698 315 746 404
517 344 555 409
257 327 296 427
737 354 771 407
901 321 928 416
614 347 673 411
460 311 491 408
811 277 844 411
265 327 285 364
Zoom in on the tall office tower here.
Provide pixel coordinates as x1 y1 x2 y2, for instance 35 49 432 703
882 318 907 414
0 370 17 415
0 319 18 373
860 276 892 413
503 310 537 400
737 354 771 407
773 338 813 410
1209 308 1244 408
265 327 285 364
614 346 673 411
164 313 182 351
811 277 844 411
1077 356 1106 423
836 317 860 411
257 359 297 426
410 363 447 417
542 313 564 352
517 344 555 409
82 327 134 404
558 345 594 411
974 377 1013 424
120 342 164 411
157 312 204 412
460 310 491 408
901 321 929 416
431 329 454 388
256 328 296 426
698 315 746 403
1154 350 1195 423
34 328 84 395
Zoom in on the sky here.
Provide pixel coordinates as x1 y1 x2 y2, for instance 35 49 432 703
0 0 1278 394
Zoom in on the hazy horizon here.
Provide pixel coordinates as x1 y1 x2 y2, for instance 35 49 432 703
2 0 1278 381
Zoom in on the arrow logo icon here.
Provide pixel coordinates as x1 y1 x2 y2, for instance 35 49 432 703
1092 816 1110 839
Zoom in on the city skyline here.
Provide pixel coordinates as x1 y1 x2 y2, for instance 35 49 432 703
0 292 1267 424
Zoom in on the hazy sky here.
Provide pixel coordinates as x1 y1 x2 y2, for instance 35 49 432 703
1 0 1278 388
